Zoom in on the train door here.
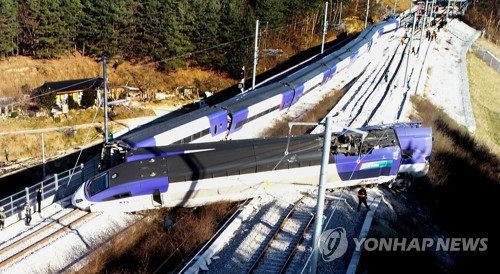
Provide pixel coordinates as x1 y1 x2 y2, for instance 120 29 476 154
152 189 163 207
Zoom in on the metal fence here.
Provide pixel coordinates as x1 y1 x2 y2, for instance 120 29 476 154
0 155 99 219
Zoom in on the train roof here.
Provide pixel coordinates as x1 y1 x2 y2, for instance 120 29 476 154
115 106 222 146
108 134 325 187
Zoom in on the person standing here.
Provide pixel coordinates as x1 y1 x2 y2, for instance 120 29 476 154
0 207 6 231
24 203 32 226
357 185 370 212
37 189 42 213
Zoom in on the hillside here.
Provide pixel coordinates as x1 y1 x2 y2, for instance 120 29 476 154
0 53 237 100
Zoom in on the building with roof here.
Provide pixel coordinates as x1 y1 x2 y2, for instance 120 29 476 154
36 77 104 109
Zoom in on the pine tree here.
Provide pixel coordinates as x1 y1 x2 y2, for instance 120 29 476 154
0 0 18 58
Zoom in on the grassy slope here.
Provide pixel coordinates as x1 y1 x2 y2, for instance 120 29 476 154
467 48 500 155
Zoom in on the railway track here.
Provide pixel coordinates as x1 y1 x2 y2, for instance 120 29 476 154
245 195 316 274
0 207 95 268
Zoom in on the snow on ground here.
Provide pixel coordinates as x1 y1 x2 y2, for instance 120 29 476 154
0 199 138 273
0 18 482 273
422 20 480 131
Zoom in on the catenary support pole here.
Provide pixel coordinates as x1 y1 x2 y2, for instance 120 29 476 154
102 56 109 144
446 0 451 22
42 132 45 179
404 12 417 87
310 116 332 274
429 0 435 28
252 20 259 91
364 0 370 29
418 0 429 57
321 2 328 54
340 1 342 23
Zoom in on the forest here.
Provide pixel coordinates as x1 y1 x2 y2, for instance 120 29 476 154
0 0 342 76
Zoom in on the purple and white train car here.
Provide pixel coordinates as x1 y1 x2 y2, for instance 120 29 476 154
72 122 432 213
100 18 404 169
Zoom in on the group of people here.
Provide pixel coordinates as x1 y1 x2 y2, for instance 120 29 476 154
426 29 437 41
0 188 43 230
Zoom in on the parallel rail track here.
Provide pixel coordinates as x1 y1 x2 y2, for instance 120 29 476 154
246 196 315 274
0 208 94 268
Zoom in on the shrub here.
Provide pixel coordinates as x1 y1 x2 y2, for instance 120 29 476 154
68 95 79 110
38 87 56 110
81 88 96 108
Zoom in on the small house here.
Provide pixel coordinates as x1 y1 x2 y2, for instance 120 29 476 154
36 77 104 108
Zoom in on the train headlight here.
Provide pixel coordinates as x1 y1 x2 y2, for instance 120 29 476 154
75 199 83 204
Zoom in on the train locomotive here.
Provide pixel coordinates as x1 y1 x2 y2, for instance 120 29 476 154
72 121 431 213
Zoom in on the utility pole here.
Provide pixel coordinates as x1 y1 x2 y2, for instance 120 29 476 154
321 2 328 54
446 0 451 22
252 20 259 91
310 116 332 274
429 0 435 28
305 119 369 273
393 0 397 14
404 12 417 87
418 0 429 57
41 132 45 179
238 66 245 93
102 56 109 144
364 0 371 29
339 1 342 23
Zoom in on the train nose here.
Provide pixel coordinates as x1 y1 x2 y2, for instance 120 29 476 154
72 184 91 211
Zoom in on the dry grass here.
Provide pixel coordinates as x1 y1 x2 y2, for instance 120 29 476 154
476 37 500 58
0 53 100 97
0 107 155 162
0 53 237 99
467 53 500 156
76 203 237 273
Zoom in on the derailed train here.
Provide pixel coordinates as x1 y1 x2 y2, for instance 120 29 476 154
72 122 432 212
100 18 401 169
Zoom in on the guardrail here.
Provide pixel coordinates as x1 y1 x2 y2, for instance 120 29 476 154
470 44 500 73
0 156 99 222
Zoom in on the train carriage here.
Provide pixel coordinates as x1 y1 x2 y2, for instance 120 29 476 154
73 122 432 213
99 17 404 170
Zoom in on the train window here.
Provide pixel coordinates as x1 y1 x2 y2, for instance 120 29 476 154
402 149 414 159
87 172 109 197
